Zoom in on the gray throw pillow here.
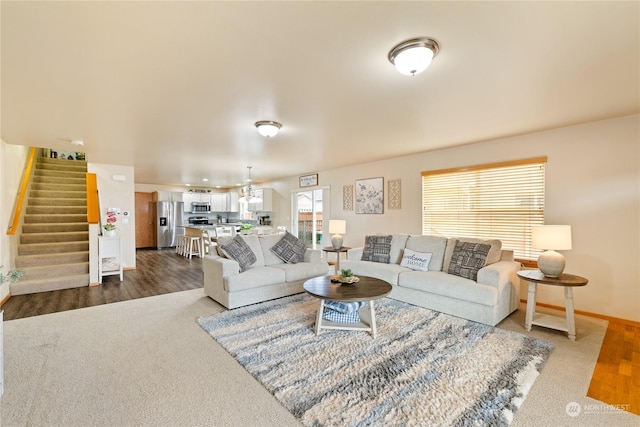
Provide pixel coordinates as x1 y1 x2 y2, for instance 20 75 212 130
271 232 306 264
220 235 257 272
361 235 393 263
447 241 491 281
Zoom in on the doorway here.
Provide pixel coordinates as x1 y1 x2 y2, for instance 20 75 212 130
292 188 329 249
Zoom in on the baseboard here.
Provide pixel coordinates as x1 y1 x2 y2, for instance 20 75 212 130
520 299 640 327
124 266 136 271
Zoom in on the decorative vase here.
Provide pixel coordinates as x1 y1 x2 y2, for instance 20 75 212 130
104 229 116 237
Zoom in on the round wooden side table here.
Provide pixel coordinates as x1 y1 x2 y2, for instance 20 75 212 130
517 269 588 341
322 246 351 273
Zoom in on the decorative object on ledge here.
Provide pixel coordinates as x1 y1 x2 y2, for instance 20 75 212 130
355 177 384 214
387 179 401 209
343 185 353 210
329 220 346 249
255 120 282 137
299 173 318 187
531 225 572 278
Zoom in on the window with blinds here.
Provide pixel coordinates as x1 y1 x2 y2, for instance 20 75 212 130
422 157 546 261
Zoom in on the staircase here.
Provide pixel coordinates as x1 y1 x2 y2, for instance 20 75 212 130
12 157 90 295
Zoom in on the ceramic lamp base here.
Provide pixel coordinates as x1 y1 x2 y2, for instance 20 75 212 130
537 250 565 278
331 234 343 249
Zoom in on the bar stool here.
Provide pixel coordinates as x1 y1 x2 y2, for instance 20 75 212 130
201 229 212 255
176 235 186 255
184 236 202 259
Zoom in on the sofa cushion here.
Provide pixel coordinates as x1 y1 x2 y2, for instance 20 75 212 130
447 241 491 281
270 262 330 282
443 237 502 271
400 248 433 272
224 266 286 292
220 235 257 272
259 234 285 265
405 235 448 271
340 259 410 286
397 271 498 306
271 232 307 264
361 235 393 263
389 234 410 264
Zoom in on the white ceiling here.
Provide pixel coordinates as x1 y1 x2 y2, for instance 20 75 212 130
2 1 638 188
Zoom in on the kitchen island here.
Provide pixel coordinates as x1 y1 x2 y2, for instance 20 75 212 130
182 224 277 257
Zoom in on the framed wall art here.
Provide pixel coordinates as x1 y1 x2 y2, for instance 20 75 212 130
299 174 318 187
387 179 401 209
343 185 353 210
355 177 384 214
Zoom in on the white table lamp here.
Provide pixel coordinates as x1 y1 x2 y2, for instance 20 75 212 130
532 225 572 278
329 220 346 249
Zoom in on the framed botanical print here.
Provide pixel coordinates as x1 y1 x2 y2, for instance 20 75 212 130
355 177 384 214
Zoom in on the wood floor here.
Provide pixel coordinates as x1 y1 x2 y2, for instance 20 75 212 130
588 320 640 416
1 248 203 320
1 248 638 417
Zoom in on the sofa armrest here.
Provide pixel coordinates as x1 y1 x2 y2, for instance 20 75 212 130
500 250 515 262
477 260 520 289
347 247 363 261
305 249 322 263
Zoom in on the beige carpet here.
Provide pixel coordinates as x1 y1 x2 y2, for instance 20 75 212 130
1 289 638 426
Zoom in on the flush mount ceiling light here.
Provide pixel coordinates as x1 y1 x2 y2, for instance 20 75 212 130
255 120 282 138
70 139 84 146
388 37 440 76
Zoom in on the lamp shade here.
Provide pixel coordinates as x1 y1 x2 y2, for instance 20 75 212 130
329 220 346 234
531 225 572 250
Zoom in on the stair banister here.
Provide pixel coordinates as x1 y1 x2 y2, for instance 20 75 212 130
6 147 37 235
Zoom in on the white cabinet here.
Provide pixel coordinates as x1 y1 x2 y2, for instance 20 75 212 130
210 193 226 212
98 236 123 283
248 188 273 212
227 191 239 212
153 191 183 202
183 193 211 211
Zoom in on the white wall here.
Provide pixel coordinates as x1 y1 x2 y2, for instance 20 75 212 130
270 115 640 322
0 141 30 302
88 163 136 274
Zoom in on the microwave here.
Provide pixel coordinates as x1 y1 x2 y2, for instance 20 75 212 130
191 203 210 213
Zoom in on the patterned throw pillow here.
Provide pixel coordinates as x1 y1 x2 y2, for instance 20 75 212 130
220 235 257 272
361 235 393 264
447 241 491 281
271 232 307 264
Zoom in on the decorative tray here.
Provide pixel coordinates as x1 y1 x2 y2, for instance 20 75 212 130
330 275 360 284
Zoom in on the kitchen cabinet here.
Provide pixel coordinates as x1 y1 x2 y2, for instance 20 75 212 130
183 193 211 211
248 188 273 212
227 191 239 212
153 191 183 202
210 193 226 212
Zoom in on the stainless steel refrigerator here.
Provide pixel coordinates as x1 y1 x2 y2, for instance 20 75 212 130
154 201 184 249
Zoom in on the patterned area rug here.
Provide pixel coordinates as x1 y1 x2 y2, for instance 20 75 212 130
198 294 553 426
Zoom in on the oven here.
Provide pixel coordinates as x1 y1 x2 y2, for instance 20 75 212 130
188 217 210 225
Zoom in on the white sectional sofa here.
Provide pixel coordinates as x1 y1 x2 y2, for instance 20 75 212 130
341 234 521 326
203 233 330 309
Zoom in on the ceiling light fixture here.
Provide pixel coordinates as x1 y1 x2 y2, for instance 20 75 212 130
70 139 84 146
255 120 282 138
239 166 263 203
388 37 440 76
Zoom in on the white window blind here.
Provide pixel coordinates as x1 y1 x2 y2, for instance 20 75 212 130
422 157 546 260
